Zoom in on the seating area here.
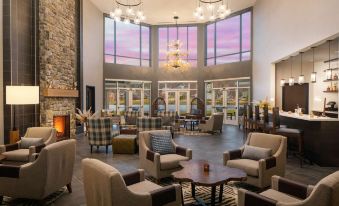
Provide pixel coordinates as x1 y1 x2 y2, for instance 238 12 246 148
1 0 339 206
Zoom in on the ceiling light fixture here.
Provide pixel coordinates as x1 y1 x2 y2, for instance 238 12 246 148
194 0 231 22
280 60 286 87
311 47 317 83
289 56 295 86
298 52 305 85
164 16 190 72
110 0 146 24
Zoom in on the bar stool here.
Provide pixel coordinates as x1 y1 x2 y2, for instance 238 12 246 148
239 104 247 130
245 104 255 131
270 107 305 167
253 105 262 131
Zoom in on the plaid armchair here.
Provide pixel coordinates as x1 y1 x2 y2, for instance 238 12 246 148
136 117 162 132
87 118 118 153
124 111 141 126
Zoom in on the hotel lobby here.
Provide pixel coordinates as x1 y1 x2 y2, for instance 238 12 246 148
0 0 339 205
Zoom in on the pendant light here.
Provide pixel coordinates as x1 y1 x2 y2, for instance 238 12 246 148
310 47 317 83
326 40 332 80
298 52 305 84
280 60 286 87
289 57 295 86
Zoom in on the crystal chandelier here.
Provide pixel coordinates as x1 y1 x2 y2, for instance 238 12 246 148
109 0 146 24
164 16 190 71
194 0 232 21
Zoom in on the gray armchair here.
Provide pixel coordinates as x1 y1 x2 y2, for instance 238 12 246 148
139 130 192 182
238 171 339 206
0 139 76 203
198 113 224 133
82 158 182 206
0 127 57 163
223 132 287 188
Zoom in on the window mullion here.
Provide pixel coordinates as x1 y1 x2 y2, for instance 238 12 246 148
214 22 216 65
240 13 243 62
140 25 142 66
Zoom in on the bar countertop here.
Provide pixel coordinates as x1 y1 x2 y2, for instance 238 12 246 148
278 111 339 121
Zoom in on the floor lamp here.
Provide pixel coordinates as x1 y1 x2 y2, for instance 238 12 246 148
6 86 39 143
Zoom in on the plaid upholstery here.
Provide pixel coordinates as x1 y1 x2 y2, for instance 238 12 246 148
157 111 178 126
125 111 141 125
136 117 162 132
87 118 118 146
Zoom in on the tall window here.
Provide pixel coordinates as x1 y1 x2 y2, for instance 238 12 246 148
104 17 151 67
206 10 252 66
158 26 198 67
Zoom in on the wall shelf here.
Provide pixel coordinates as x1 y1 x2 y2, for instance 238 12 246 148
323 90 338 93
324 57 339 63
43 88 79 98
323 79 339 82
323 68 339 72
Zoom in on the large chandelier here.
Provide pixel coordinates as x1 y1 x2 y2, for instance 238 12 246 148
109 0 146 24
194 0 232 21
164 16 190 71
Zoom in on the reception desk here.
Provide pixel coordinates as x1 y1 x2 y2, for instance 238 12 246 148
276 112 339 166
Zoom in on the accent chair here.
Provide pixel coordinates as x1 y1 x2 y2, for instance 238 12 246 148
223 132 287 188
0 127 57 163
238 171 339 206
0 139 76 203
82 158 182 206
198 112 224 133
139 130 192 182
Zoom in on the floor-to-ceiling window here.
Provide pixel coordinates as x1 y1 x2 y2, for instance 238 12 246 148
104 17 151 67
205 78 250 125
158 26 198 67
105 79 152 115
158 81 198 115
206 9 252 66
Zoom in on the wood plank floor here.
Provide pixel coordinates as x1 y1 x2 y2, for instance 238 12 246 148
54 125 338 206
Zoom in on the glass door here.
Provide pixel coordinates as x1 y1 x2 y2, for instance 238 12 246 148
118 89 128 115
165 91 190 116
178 91 189 116
238 88 250 121
131 89 142 112
225 88 238 125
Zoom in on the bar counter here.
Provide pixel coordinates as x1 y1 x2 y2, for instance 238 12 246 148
275 111 339 166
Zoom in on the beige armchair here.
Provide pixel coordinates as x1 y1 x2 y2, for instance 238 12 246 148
0 139 76 203
223 133 287 188
198 113 224 133
0 127 57 163
139 130 192 182
82 158 182 206
238 171 339 206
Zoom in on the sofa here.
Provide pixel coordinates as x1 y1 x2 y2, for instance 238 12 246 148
0 127 57 163
238 171 339 206
0 139 76 203
82 158 182 206
139 130 192 182
223 132 287 188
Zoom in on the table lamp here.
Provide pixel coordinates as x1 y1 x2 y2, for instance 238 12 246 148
6 86 39 141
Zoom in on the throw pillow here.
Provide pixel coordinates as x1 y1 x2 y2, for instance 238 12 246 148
150 133 174 155
242 145 272 161
20 137 44 149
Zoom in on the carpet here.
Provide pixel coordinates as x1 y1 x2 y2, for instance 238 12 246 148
1 188 66 206
147 177 238 206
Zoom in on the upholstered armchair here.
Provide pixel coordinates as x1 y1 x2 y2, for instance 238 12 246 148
87 118 119 153
0 127 57 163
139 130 192 182
223 133 287 188
238 171 339 206
82 158 183 206
0 139 76 203
198 113 224 133
124 111 142 126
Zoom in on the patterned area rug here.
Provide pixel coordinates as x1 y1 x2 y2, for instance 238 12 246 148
147 177 238 206
1 188 66 206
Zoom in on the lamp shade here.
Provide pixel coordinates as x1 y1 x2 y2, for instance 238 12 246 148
6 86 39 105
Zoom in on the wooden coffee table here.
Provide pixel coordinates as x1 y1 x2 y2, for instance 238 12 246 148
172 160 246 206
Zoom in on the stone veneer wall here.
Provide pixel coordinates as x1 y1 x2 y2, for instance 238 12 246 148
39 0 79 138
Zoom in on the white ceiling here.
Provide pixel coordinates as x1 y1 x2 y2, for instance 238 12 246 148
89 0 256 25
